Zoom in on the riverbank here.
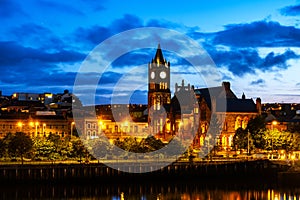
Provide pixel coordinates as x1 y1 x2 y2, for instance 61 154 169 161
0 160 291 184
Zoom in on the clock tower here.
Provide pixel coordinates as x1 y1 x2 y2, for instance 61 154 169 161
148 44 171 137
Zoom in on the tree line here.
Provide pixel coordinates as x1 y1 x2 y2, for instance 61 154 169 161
232 116 300 154
0 132 186 164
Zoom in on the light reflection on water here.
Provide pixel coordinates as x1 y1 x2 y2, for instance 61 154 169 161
1 181 300 200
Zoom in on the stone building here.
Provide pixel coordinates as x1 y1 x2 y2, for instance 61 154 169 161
192 82 261 150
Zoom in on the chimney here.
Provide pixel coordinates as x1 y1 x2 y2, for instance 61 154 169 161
256 97 262 115
222 82 230 91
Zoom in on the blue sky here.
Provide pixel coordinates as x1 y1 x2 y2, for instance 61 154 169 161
1 0 300 104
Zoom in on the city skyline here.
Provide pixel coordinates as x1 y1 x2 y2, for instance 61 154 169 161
1 0 300 104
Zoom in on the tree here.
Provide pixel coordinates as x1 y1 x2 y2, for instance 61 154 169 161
247 116 266 149
0 133 14 158
8 132 33 164
264 129 300 152
32 137 56 160
71 137 86 162
140 136 165 152
85 137 111 160
233 128 248 152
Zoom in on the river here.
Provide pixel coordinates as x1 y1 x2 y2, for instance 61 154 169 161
1 180 299 199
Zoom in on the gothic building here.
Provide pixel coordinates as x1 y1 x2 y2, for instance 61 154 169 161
147 44 261 149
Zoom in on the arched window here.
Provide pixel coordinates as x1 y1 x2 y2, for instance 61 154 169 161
242 117 249 129
235 116 242 130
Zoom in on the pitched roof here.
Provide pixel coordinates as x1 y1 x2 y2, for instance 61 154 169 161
195 85 257 113
224 99 257 113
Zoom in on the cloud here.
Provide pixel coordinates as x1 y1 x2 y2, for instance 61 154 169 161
9 23 65 50
212 21 300 47
250 79 265 86
0 0 26 18
208 48 258 76
37 0 85 16
262 50 298 70
0 41 86 66
280 4 300 16
74 14 144 46
99 71 123 84
78 0 106 11
111 49 153 68
206 45 299 76
73 14 185 48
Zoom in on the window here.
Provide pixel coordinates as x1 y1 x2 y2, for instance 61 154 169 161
235 116 242 130
242 117 248 129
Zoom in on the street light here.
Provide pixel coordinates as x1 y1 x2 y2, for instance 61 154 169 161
247 129 250 155
42 123 46 137
71 122 75 137
35 122 39 137
271 120 277 130
17 121 23 132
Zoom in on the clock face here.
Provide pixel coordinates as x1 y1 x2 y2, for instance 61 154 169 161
150 71 155 79
160 71 166 79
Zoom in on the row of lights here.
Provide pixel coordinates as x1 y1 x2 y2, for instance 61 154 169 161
16 121 76 136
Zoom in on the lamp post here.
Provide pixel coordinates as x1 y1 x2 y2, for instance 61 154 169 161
271 120 277 157
35 122 39 137
42 123 46 137
247 129 250 155
71 122 75 137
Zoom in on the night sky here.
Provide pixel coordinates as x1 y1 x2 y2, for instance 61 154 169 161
1 0 300 105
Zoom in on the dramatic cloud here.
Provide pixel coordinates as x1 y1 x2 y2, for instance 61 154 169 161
280 4 300 16
111 50 153 68
74 14 144 46
211 21 300 47
207 47 299 76
0 41 86 66
9 23 65 50
262 50 298 71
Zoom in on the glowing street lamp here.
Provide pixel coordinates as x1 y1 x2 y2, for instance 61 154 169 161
271 120 278 130
71 122 75 137
17 121 23 132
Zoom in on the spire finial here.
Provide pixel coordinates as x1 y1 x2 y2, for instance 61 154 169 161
242 92 245 99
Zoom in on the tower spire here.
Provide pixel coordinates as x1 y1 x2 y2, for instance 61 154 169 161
154 43 165 65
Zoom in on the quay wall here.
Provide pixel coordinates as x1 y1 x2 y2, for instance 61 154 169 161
0 160 289 183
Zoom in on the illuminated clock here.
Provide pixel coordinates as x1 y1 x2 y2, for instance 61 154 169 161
151 71 155 79
160 71 166 79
